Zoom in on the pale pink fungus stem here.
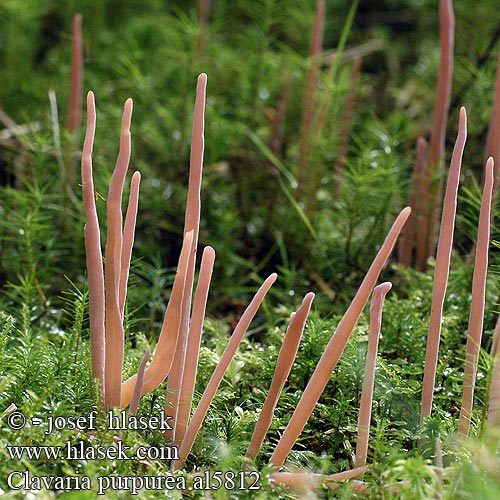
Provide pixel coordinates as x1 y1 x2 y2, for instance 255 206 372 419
435 437 443 500
119 171 141 318
428 0 454 173
129 347 151 417
420 107 467 423
486 51 500 193
270 73 291 158
67 14 83 134
336 58 362 190
399 136 428 268
173 273 277 469
174 246 216 446
297 0 325 180
488 315 500 425
104 98 133 409
270 207 411 468
121 230 194 407
167 73 207 439
422 0 454 262
355 281 392 468
459 157 494 435
491 316 500 358
247 292 315 459
269 466 367 490
66 14 84 201
81 91 105 400
196 0 211 59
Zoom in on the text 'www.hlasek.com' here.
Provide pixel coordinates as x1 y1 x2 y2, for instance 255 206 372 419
4 409 261 495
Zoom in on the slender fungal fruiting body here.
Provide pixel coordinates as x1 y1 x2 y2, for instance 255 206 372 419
355 282 391 467
270 207 410 468
67 14 83 134
401 136 428 268
81 91 105 400
459 158 494 435
486 52 500 193
489 323 500 425
297 0 325 179
435 437 443 500
82 93 142 409
119 171 141 316
129 347 151 417
420 107 467 423
336 58 362 190
174 273 277 469
420 0 455 265
269 466 367 490
167 73 207 441
104 98 133 409
247 292 315 459
174 246 216 446
120 231 194 407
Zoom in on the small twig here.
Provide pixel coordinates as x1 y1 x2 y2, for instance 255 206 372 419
48 90 67 188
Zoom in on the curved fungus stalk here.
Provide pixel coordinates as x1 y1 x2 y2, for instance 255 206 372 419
173 273 277 469
120 231 194 407
167 73 207 439
420 107 467 423
355 281 392 468
418 0 455 267
270 206 410 468
104 98 133 409
459 157 494 435
129 347 151 417
174 245 216 446
81 75 208 411
247 292 315 460
81 91 105 400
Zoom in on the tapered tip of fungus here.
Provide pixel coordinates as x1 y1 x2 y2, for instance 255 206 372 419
374 282 392 294
459 106 467 123
485 157 494 183
197 73 208 93
204 246 216 258
416 136 428 148
401 206 411 218
124 99 133 119
131 171 141 183
85 92 96 123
